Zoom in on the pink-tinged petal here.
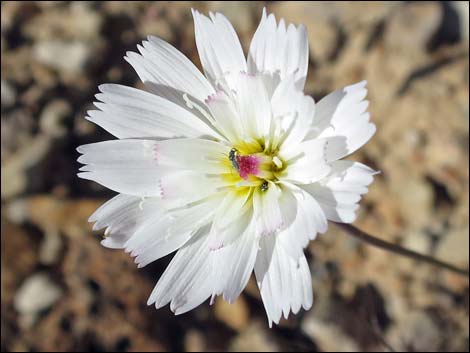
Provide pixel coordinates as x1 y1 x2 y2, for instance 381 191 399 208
77 139 228 203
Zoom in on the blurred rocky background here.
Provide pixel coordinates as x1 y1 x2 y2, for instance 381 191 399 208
1 1 469 351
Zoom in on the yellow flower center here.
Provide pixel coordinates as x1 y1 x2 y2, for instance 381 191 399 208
220 138 285 192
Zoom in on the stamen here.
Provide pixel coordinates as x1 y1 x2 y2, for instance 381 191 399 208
272 156 283 169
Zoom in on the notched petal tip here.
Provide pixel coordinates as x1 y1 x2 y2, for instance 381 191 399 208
190 7 200 19
76 145 85 154
359 159 381 177
146 34 158 42
78 165 91 172
75 142 96 156
123 50 139 61
173 308 186 316
97 83 114 93
100 238 110 247
370 121 377 133
297 23 307 33
204 90 225 104
88 213 99 224
262 6 267 18
84 114 94 123
77 172 93 180
146 295 156 306
372 169 381 176
267 317 276 329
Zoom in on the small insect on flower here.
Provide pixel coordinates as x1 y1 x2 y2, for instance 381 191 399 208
77 7 377 327
260 180 269 192
229 148 240 172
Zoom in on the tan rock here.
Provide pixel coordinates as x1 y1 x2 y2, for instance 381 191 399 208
229 321 279 352
214 295 250 331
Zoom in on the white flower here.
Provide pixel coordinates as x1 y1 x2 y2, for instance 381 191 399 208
77 8 377 326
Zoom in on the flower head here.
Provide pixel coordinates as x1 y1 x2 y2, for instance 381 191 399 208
77 8 377 326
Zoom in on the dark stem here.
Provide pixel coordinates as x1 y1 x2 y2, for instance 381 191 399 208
336 223 469 278
367 317 396 352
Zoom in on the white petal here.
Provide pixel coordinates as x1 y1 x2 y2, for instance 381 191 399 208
127 214 174 258
207 190 251 249
294 185 329 236
148 225 214 314
204 91 242 142
77 138 228 174
192 9 247 88
124 36 214 102
89 194 163 249
130 194 224 267
139 82 226 139
77 139 227 201
253 182 283 237
276 187 304 260
303 161 378 223
308 81 376 160
87 84 221 140
233 73 272 140
148 212 258 314
277 183 328 259
278 138 331 184
277 185 298 230
271 75 315 149
147 138 229 173
255 235 313 327
248 8 309 89
258 72 282 99
77 139 165 196
210 216 258 303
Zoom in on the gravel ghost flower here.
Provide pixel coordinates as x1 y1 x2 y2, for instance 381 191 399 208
77 8 377 326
